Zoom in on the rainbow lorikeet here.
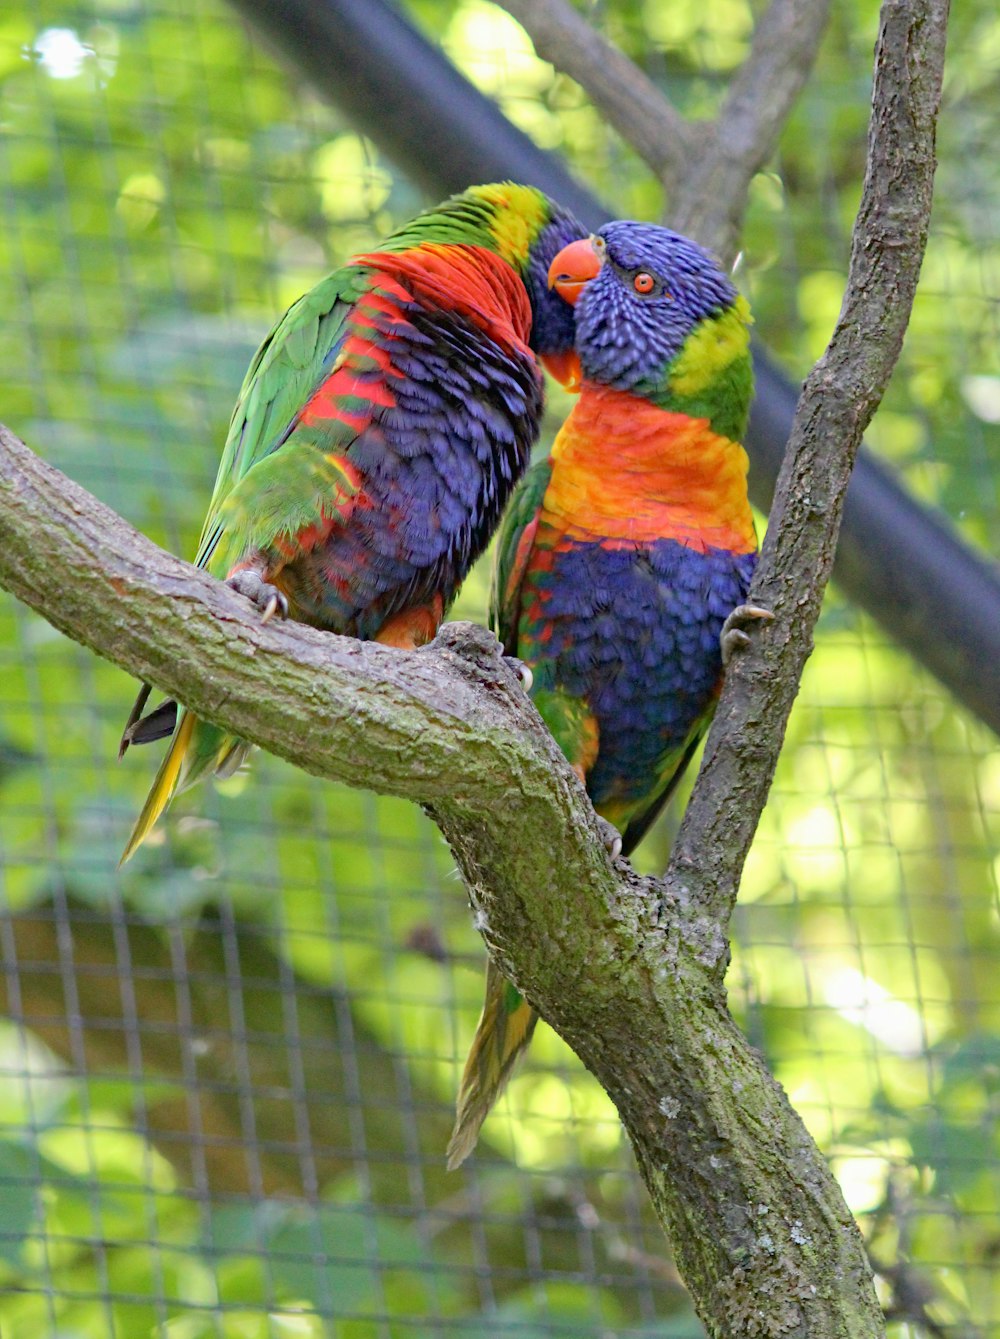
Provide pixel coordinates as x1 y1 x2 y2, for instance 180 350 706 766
119 182 586 863
448 221 769 1167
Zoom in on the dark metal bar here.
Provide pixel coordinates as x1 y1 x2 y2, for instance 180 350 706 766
230 0 1000 736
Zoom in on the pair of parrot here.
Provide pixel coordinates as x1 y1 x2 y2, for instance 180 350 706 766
118 181 762 1167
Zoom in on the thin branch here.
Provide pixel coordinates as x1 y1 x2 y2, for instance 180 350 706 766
496 0 830 260
494 0 692 190
668 0 951 927
670 0 832 257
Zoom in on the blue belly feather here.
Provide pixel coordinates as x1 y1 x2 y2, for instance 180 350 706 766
523 538 756 807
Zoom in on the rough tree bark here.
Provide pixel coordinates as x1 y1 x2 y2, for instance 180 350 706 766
0 0 947 1333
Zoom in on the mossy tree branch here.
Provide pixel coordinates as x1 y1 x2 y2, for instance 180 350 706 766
0 424 879 1337
0 0 946 1332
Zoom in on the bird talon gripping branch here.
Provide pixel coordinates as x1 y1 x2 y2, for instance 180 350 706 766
720 603 774 666
602 824 624 861
503 655 534 693
226 566 289 623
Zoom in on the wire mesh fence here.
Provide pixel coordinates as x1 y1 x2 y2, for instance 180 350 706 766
0 0 998 1334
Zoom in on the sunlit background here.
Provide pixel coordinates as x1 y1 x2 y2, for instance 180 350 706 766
0 0 998 1334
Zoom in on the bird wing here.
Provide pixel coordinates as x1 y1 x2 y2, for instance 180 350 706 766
489 456 553 657
617 721 711 858
193 267 368 577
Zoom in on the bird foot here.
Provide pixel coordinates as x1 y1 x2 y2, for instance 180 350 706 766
503 655 533 694
720 603 774 666
227 569 289 624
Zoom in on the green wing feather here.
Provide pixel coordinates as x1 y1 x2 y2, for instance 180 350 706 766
489 456 553 654
120 270 368 864
447 960 538 1170
123 181 564 870
195 269 366 576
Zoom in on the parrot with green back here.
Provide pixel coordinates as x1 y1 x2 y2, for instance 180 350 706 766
119 182 586 863
447 221 770 1168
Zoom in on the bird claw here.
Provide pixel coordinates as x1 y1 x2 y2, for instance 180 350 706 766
260 593 284 624
503 655 533 694
720 603 773 666
227 569 289 623
597 818 623 861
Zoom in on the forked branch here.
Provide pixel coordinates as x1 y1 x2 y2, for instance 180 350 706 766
495 0 693 188
495 0 831 258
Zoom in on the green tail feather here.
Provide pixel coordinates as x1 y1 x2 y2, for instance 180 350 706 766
120 710 252 864
448 959 538 1170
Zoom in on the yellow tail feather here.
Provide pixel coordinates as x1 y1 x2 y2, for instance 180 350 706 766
119 710 196 866
447 959 538 1170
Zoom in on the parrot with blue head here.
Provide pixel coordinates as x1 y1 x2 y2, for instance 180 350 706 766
119 182 586 863
448 220 769 1168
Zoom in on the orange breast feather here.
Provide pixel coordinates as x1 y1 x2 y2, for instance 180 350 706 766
544 383 756 555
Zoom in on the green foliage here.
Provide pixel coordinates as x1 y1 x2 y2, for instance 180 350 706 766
0 0 997 1334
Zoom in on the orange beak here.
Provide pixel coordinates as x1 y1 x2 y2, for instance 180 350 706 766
539 348 583 392
547 236 603 306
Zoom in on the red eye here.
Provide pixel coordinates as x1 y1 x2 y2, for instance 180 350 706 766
633 272 656 294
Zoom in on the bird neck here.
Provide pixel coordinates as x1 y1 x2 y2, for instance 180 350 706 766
545 383 756 555
640 298 754 444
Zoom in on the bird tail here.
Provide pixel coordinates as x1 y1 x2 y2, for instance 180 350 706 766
119 709 252 865
447 959 538 1170
119 709 197 864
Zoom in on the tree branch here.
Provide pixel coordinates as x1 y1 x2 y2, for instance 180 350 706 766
495 0 830 259
0 418 880 1333
0 425 589 818
2 895 627 1298
0 1 946 1330
670 0 832 256
494 0 693 191
669 0 950 928
0 896 460 1201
